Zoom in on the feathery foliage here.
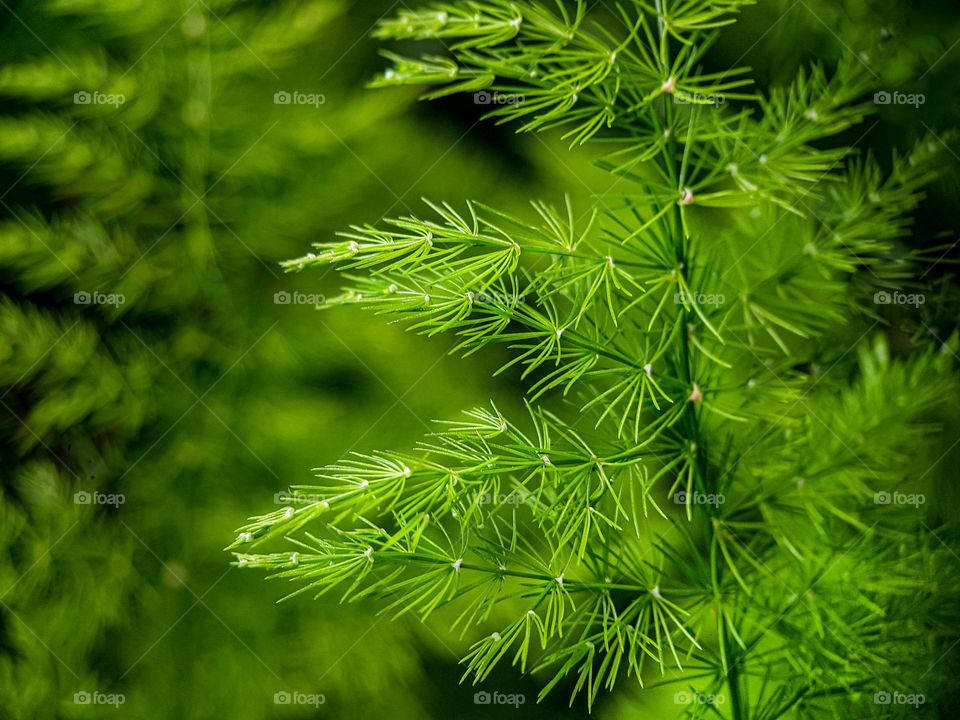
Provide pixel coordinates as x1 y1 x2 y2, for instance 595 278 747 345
2 2 525 718
228 1 960 716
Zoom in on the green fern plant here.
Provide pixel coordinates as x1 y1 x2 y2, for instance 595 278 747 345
232 1 960 716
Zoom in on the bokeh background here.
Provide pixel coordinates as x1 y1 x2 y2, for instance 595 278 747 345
1 1 957 718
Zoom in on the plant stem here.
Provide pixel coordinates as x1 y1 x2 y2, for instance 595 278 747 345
655 20 748 713
393 553 651 593
725 639 746 720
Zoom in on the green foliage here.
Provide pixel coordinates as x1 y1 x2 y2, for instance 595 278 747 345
235 1 960 717
3 2 553 718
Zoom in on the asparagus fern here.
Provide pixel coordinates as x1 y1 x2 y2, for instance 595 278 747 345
232 1 959 716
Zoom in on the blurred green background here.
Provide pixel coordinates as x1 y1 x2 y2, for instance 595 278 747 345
0 1 957 718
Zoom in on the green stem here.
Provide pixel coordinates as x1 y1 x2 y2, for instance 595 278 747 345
395 553 651 593
656 23 747 718
725 641 745 720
